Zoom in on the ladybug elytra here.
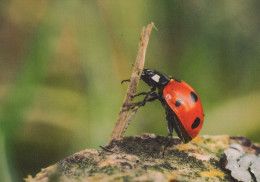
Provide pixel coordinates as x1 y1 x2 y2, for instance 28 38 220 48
129 68 204 143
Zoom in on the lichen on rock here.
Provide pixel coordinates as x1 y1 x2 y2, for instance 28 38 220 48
224 139 260 182
25 134 260 182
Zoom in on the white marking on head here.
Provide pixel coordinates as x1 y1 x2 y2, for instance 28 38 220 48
151 74 160 82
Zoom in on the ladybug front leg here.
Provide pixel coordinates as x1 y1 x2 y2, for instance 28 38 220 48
129 93 158 109
129 86 157 108
121 79 130 84
131 86 156 99
131 92 149 98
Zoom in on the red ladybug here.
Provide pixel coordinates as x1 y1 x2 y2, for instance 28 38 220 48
126 68 204 143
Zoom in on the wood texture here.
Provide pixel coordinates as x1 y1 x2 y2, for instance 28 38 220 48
109 23 154 142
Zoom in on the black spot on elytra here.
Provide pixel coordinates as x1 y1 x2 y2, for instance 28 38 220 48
175 99 182 107
192 117 200 129
190 91 198 103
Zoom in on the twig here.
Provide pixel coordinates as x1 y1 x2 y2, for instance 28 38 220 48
121 106 140 135
109 23 155 143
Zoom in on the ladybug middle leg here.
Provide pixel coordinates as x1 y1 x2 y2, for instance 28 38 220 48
130 93 158 109
131 86 156 98
129 87 158 109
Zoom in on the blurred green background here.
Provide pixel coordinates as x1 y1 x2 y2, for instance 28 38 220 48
0 0 260 181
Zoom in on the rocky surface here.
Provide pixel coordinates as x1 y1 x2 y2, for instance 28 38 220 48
25 134 260 182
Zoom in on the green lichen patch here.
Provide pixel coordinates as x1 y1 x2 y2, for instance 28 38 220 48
47 169 61 182
141 161 177 173
114 175 133 182
167 149 207 171
94 165 123 176
209 158 219 167
159 161 177 170
57 152 98 176
203 138 213 144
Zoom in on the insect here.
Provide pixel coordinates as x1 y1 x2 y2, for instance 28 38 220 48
123 68 204 144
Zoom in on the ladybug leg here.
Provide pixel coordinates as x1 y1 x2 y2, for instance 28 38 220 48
128 87 157 109
162 110 175 157
131 92 149 98
166 111 175 137
162 134 173 158
131 86 156 98
121 79 130 84
129 94 158 109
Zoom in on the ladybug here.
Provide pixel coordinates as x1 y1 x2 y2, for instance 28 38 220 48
126 68 204 143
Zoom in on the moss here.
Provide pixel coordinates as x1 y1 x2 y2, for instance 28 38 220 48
205 177 210 181
98 151 108 159
109 136 165 159
222 174 233 182
134 169 145 177
168 150 207 171
160 161 177 170
192 143 213 154
216 148 225 157
209 158 219 167
115 175 133 182
141 161 177 173
57 154 98 176
143 164 163 172
100 165 122 175
168 180 181 182
203 138 213 144
117 140 145 155
216 152 225 159
194 172 201 178
48 171 61 182
88 167 99 176
89 165 123 176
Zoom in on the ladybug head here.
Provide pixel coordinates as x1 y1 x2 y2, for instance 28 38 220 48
141 68 170 88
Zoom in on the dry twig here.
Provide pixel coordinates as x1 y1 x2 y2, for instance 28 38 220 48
109 23 155 142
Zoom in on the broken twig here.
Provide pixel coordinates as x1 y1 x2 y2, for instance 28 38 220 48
109 23 155 142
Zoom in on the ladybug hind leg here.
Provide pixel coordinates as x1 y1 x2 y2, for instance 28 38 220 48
162 110 178 157
166 110 176 137
165 108 192 144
